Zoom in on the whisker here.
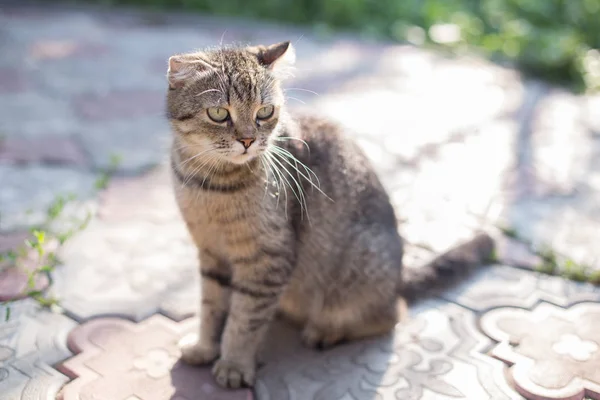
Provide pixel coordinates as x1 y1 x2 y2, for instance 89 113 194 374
267 150 309 222
194 88 223 97
286 96 305 105
270 146 331 201
200 155 220 189
178 148 216 169
264 153 289 218
284 87 320 96
183 152 218 187
273 136 311 154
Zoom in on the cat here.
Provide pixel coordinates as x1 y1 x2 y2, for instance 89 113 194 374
166 41 495 389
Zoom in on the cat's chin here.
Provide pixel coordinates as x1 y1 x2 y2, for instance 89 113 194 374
227 153 257 165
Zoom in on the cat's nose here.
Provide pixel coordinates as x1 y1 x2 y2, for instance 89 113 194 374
238 138 256 149
238 138 255 149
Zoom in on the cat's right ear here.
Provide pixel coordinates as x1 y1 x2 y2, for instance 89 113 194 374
167 55 212 89
248 41 296 76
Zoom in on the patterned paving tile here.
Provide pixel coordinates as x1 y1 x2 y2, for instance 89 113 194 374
0 266 49 302
0 300 77 400
56 315 252 400
53 165 198 322
255 301 521 400
481 302 600 400
439 264 600 312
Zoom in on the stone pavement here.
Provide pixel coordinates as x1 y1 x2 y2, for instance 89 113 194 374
0 3 599 400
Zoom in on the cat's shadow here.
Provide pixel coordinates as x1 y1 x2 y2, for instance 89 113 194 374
169 318 395 400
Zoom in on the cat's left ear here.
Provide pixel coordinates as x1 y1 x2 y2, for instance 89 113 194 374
249 41 296 71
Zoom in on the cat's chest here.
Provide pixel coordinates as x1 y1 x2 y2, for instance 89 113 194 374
180 187 274 224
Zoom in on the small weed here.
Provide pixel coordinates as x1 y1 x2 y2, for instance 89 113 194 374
537 246 559 272
95 152 122 190
1 155 122 319
562 259 591 283
589 270 600 285
500 227 598 285
498 225 520 240
487 248 498 263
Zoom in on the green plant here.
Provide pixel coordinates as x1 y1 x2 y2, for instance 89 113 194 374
95 153 123 190
0 155 122 320
0 194 92 321
498 226 599 284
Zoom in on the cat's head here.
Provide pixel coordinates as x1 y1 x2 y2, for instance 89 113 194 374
166 41 295 165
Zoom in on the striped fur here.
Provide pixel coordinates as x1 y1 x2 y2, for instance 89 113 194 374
167 42 495 389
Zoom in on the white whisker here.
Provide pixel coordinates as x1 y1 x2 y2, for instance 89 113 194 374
285 87 319 96
286 96 305 105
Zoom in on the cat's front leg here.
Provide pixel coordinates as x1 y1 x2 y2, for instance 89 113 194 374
212 244 294 388
181 249 231 365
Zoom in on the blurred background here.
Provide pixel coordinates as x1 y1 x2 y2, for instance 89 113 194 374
0 0 599 322
0 1 599 399
87 0 600 92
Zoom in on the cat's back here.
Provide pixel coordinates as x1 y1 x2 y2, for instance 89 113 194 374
281 112 398 229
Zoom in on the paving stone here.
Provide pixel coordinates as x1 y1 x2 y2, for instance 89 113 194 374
76 117 170 172
57 315 252 400
0 232 28 255
73 90 165 121
29 39 110 61
440 264 600 312
586 94 600 135
256 301 520 400
36 56 166 96
0 67 29 93
481 302 600 400
0 135 88 166
0 300 77 400
0 232 28 273
97 164 179 224
0 7 106 44
495 235 543 269
53 164 198 321
497 89 600 270
0 265 49 302
0 92 80 138
0 165 97 232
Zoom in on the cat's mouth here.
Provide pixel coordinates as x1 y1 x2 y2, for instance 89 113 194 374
228 150 258 165
226 143 264 164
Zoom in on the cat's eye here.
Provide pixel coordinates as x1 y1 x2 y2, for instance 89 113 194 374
256 105 275 120
207 107 229 123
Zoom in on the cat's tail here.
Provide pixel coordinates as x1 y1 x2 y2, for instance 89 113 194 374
399 232 495 304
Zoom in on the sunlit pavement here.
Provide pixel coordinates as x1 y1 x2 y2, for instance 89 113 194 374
1 4 599 400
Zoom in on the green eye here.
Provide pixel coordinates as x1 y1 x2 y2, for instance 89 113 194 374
207 107 229 122
256 105 274 120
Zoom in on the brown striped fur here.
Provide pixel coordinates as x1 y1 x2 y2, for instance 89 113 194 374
166 42 495 389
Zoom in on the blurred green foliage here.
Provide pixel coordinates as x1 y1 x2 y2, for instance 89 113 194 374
101 0 599 92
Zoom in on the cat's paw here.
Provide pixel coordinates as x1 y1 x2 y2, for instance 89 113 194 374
301 325 344 350
212 358 256 388
179 342 220 365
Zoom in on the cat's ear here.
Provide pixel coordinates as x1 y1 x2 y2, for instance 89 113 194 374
249 41 296 71
167 55 212 89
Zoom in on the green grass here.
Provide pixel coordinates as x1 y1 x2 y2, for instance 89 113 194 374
87 0 600 93
498 226 599 284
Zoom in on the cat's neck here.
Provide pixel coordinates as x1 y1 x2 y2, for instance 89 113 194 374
172 140 263 188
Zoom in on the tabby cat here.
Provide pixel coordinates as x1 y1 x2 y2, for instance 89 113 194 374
167 41 494 389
